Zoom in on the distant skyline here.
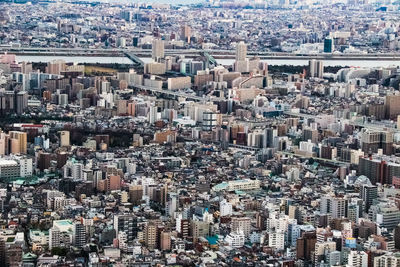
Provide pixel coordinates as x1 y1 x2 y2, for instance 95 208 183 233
102 0 203 4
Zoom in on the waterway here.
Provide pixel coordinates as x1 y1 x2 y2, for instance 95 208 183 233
15 55 400 68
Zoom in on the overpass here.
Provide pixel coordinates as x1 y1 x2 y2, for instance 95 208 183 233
3 46 400 61
131 84 225 102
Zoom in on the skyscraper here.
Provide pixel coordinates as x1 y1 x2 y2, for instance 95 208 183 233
361 184 378 213
309 59 324 78
73 222 86 249
181 25 191 43
9 131 27 154
113 214 138 244
60 130 70 147
236 41 247 61
152 39 165 61
144 222 157 249
324 38 334 53
331 197 347 219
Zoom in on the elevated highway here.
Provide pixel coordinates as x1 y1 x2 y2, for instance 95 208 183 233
283 111 399 133
131 84 225 102
3 46 400 61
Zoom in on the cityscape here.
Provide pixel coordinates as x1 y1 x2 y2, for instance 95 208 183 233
1 0 400 266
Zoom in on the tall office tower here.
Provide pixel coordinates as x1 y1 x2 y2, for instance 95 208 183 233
16 91 28 114
9 131 27 154
308 59 324 78
152 39 165 61
264 128 277 148
117 37 126 48
73 222 86 249
181 25 191 43
361 185 378 213
324 37 334 53
148 105 158 124
347 251 368 267
113 214 138 244
236 41 247 61
60 130 70 147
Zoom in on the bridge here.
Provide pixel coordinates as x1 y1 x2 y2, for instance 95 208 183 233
3 46 400 61
131 84 225 102
124 52 144 66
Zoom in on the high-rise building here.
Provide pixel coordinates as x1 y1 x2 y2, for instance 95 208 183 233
374 253 400 266
181 25 191 43
129 185 143 205
236 41 247 61
296 231 316 262
49 226 61 249
360 130 393 155
308 59 324 78
152 39 164 61
394 224 400 249
144 222 157 249
347 251 368 267
60 130 70 147
385 95 400 120
231 217 251 237
113 214 138 244
9 131 27 154
324 38 334 53
73 222 86 249
372 205 400 231
190 220 210 241
46 59 66 75
358 156 400 185
16 91 28 114
361 184 378 213
220 199 233 217
160 231 171 251
331 197 347 219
